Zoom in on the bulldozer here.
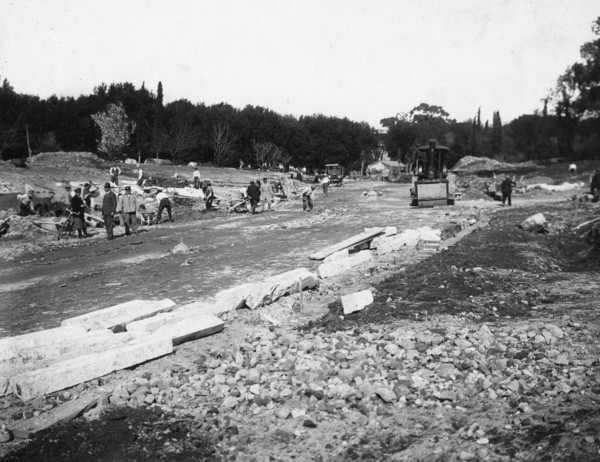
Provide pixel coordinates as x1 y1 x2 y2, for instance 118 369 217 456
410 140 455 207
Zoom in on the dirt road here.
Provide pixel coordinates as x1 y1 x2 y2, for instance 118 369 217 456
0 181 480 337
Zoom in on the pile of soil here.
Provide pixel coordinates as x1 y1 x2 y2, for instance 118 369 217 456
452 156 537 174
29 152 106 169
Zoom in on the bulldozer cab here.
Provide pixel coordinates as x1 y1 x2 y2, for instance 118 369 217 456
410 140 454 207
413 140 449 181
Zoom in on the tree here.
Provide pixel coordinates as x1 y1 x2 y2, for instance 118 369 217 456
91 102 136 160
253 140 282 168
491 111 503 155
550 16 600 157
211 122 237 166
164 122 200 163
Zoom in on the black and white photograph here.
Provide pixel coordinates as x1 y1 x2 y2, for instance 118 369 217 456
1 0 600 460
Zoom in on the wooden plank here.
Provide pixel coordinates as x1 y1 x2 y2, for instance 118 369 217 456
10 337 173 402
152 313 225 346
573 216 600 231
9 389 111 439
61 299 176 331
309 228 385 260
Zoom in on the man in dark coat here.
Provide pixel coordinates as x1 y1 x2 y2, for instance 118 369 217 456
70 188 88 238
202 180 215 211
246 181 261 214
102 182 118 240
501 175 516 206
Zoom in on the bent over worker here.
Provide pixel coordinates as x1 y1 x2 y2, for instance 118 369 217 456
155 190 173 223
302 185 316 212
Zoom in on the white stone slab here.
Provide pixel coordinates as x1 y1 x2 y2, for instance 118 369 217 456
318 250 372 279
341 289 374 315
245 268 318 310
10 337 173 401
374 229 422 255
61 299 176 331
152 313 225 346
0 326 89 360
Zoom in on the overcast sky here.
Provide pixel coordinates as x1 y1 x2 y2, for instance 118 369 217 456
1 0 599 127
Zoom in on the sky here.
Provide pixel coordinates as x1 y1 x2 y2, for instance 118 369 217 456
1 0 599 128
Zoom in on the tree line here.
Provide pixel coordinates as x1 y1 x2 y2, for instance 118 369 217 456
1 17 599 171
0 79 378 172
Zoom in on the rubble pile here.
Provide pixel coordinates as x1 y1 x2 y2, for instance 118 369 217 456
23 314 590 460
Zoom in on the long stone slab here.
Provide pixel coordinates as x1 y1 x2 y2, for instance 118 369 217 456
309 228 385 260
61 299 176 331
0 332 130 397
245 268 318 309
0 329 115 365
10 337 173 402
318 250 373 279
0 325 89 361
152 313 225 346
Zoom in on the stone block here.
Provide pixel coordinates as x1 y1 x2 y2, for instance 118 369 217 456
318 251 372 279
10 337 173 402
341 289 373 315
61 299 176 331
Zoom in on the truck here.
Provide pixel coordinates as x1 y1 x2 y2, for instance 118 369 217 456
410 140 455 207
325 164 345 185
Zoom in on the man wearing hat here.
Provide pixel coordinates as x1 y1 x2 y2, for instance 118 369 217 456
102 182 118 240
246 181 261 214
70 188 89 238
119 185 140 235
202 180 215 212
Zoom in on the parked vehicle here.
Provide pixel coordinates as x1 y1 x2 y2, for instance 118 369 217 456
325 164 345 185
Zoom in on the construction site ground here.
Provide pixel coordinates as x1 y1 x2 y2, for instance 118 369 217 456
1 156 600 461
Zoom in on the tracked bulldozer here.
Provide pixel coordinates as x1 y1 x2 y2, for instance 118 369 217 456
410 140 455 207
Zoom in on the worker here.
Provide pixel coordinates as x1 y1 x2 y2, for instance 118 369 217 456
70 188 89 238
261 178 273 212
301 185 316 212
102 182 118 240
0 217 10 237
109 165 121 185
202 180 215 212
501 175 516 207
247 181 261 214
274 181 286 199
119 185 139 235
591 169 600 200
155 189 173 223
193 166 201 189
321 174 330 197
137 165 144 187
17 191 36 216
